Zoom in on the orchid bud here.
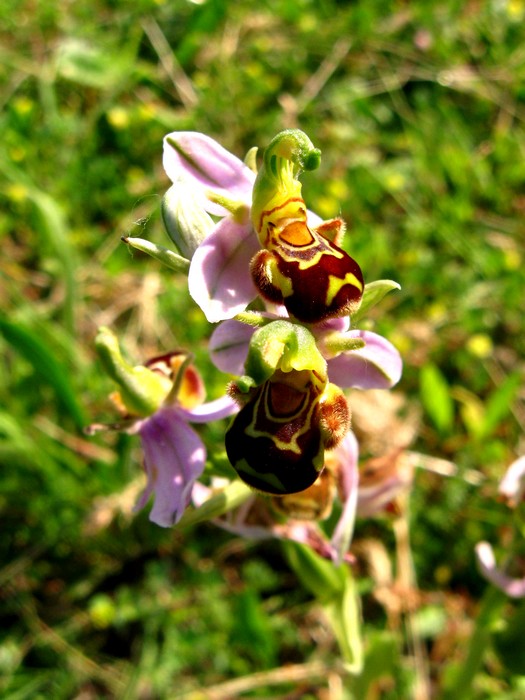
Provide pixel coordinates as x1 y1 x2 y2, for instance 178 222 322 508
161 180 214 259
95 327 171 417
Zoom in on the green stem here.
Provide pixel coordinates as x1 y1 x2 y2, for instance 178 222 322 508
123 236 190 273
442 584 506 699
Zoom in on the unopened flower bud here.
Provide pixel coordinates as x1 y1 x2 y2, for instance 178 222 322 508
95 327 170 417
161 180 214 259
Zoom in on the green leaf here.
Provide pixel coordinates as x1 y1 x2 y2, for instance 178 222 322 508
323 568 363 673
353 631 400 698
420 363 454 434
452 386 485 439
283 540 346 600
351 279 401 324
478 371 523 440
0 160 77 332
55 38 135 89
0 318 85 429
493 599 525 674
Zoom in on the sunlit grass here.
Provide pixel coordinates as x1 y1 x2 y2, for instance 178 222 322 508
1 0 525 697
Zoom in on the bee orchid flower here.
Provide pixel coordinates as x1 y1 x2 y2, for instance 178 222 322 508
162 131 323 323
91 328 237 527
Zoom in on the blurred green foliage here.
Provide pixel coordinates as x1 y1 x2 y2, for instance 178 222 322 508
1 0 525 697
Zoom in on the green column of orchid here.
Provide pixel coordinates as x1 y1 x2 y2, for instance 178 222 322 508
250 129 321 239
249 129 364 324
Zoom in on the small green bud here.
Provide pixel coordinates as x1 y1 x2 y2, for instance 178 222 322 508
95 327 170 417
123 236 190 273
161 180 214 259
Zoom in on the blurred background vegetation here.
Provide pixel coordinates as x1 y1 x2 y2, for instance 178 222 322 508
1 0 525 697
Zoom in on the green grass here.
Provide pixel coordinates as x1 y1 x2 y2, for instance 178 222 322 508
1 0 525 697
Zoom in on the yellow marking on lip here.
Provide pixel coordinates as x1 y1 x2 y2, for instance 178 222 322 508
276 236 344 270
325 272 363 306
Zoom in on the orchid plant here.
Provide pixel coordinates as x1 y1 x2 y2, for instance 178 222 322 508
93 128 406 669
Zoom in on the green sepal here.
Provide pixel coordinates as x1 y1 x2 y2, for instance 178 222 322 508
351 279 401 324
322 334 366 356
234 311 273 327
95 327 169 417
244 319 327 386
122 236 190 273
233 375 257 394
251 129 321 233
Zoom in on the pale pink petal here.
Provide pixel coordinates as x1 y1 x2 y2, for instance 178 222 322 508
178 394 238 424
188 217 259 322
135 406 205 527
499 456 525 507
163 132 255 216
475 541 525 598
327 330 402 389
331 431 359 563
314 316 351 334
209 320 255 375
